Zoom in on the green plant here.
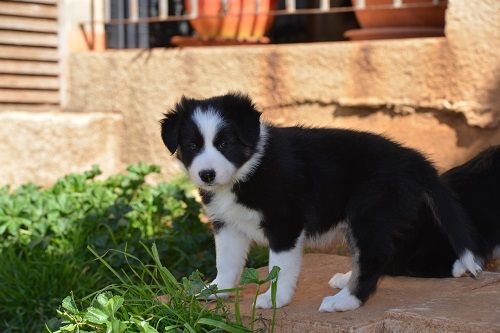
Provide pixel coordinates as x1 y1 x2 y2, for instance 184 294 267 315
239 266 280 333
49 244 280 333
0 163 268 332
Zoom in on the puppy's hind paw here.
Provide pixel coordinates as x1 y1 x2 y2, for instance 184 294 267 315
318 288 361 312
328 271 352 290
458 250 483 278
452 260 466 278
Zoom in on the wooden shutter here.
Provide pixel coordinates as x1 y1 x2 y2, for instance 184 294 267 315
0 0 59 111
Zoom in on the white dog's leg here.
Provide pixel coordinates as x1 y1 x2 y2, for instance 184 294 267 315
209 225 251 298
329 271 352 289
256 233 305 309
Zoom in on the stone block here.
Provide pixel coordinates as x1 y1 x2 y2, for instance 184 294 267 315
0 111 123 187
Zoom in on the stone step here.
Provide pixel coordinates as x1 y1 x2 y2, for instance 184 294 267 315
237 254 500 333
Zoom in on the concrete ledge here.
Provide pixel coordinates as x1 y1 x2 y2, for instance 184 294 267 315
0 111 123 187
239 254 500 332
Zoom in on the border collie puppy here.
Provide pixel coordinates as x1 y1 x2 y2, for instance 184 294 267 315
441 146 500 276
160 92 483 312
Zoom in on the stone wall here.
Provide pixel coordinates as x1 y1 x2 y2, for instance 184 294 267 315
65 0 500 179
1 0 498 186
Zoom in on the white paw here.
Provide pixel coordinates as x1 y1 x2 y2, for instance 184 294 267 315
318 288 361 312
457 250 482 277
328 271 352 289
452 260 466 278
255 289 292 309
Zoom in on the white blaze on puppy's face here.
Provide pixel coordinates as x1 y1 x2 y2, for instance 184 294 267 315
189 109 237 189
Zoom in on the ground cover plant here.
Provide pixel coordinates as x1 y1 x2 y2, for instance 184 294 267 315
50 244 279 333
0 163 268 332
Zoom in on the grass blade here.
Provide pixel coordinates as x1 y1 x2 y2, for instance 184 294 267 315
196 318 250 333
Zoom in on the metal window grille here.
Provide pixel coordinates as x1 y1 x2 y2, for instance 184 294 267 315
82 0 445 49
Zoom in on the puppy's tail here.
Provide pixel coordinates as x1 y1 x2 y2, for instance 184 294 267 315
425 180 482 277
441 146 500 264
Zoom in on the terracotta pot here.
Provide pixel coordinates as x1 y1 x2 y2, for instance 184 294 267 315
346 0 447 40
185 0 278 40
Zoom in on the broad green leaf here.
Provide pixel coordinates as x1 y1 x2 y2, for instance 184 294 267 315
239 268 260 285
107 295 124 316
62 296 78 314
85 306 109 324
97 293 110 308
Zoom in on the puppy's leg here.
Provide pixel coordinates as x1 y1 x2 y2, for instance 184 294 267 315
320 252 385 312
320 225 392 312
256 233 305 309
320 256 363 312
209 224 251 298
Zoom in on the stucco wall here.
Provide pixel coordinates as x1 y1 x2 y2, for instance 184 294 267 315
1 0 497 186
65 0 500 177
0 112 123 187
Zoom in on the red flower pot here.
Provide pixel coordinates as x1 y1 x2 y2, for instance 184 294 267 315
185 0 278 40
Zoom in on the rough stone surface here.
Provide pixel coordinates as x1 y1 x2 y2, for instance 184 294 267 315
238 254 500 333
0 111 123 187
64 0 500 178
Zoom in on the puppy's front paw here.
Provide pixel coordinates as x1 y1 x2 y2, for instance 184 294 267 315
318 288 361 312
328 271 352 289
203 280 230 300
255 289 292 309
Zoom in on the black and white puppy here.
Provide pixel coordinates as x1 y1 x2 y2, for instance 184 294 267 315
160 92 483 312
440 146 500 276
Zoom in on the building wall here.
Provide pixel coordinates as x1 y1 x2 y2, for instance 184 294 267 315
65 0 500 179
0 0 498 186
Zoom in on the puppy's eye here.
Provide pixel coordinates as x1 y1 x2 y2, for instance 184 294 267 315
217 141 226 149
188 143 198 151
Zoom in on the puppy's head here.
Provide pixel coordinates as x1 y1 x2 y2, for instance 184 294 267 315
160 92 264 190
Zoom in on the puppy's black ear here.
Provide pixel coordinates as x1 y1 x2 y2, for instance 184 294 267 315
160 111 180 154
223 92 261 146
160 96 195 153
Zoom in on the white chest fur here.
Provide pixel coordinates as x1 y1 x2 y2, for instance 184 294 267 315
205 189 267 245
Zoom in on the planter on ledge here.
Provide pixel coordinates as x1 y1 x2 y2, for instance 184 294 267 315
345 0 447 41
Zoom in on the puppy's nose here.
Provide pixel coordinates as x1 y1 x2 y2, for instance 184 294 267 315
199 169 216 184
